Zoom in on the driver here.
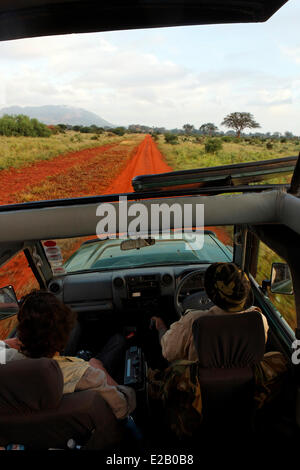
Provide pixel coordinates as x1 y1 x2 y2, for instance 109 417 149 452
152 262 269 362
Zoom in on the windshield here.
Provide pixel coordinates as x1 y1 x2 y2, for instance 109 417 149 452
64 232 232 273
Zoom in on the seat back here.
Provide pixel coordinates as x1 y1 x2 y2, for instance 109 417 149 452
0 358 124 449
192 310 266 434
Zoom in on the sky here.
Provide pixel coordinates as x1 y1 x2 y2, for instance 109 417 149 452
0 0 299 134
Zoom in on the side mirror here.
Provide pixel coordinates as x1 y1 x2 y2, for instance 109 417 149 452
270 262 293 295
0 285 19 319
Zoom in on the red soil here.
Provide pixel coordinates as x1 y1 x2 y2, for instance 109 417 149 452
15 144 140 203
104 134 171 194
0 144 116 205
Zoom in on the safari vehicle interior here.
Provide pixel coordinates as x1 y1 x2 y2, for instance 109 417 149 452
0 0 299 451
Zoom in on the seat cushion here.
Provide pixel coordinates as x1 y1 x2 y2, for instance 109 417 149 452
192 310 266 368
0 357 63 414
0 389 124 449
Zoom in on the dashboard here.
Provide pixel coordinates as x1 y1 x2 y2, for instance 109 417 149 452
48 264 210 320
47 264 213 368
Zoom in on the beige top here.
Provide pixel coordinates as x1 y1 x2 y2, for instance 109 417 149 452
53 356 136 420
0 346 136 420
161 306 269 363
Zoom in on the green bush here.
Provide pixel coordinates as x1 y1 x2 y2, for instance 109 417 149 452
164 133 179 145
111 127 126 136
0 114 51 137
204 138 223 153
221 136 234 143
70 134 82 142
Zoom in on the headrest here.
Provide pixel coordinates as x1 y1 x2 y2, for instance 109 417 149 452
192 310 265 368
0 358 63 414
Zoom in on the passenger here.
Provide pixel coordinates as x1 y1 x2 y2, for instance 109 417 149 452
8 291 136 420
152 262 269 362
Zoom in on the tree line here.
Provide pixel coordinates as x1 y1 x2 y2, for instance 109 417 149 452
129 112 298 140
0 114 52 137
0 112 297 141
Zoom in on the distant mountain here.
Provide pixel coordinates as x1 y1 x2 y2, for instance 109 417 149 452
0 105 114 128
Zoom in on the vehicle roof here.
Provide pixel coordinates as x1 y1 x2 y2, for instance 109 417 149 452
1 189 300 243
0 0 289 42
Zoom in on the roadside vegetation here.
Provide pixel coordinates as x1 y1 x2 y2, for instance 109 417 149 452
255 242 296 330
0 131 133 170
0 114 51 137
156 134 299 184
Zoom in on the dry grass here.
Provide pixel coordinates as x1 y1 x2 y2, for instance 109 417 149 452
157 135 300 177
0 131 127 170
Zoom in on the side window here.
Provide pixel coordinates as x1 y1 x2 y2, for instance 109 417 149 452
0 251 39 339
255 241 296 331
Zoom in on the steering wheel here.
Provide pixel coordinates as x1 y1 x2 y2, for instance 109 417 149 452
174 270 214 317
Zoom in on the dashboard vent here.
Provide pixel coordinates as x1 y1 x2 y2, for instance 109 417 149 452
48 282 61 294
162 274 172 286
113 277 124 288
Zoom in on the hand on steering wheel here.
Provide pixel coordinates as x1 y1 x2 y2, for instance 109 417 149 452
174 270 214 317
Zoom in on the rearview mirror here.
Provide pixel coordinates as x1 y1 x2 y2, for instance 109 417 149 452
0 285 19 319
120 238 155 251
270 262 293 295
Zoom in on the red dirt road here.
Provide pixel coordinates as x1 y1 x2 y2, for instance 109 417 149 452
0 144 116 205
104 134 171 194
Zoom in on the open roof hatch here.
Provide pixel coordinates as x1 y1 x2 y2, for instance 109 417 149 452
0 0 290 42
132 155 298 194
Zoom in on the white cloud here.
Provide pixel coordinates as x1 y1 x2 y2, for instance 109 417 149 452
0 29 299 134
281 45 300 64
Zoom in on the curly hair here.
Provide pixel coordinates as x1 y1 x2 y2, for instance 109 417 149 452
204 262 253 312
17 290 77 358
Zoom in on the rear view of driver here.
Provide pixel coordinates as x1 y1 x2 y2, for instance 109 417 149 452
152 262 269 362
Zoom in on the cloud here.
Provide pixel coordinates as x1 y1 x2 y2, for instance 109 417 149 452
280 45 300 64
0 29 299 133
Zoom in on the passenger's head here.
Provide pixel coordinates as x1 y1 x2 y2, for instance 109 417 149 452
204 262 253 312
17 290 77 358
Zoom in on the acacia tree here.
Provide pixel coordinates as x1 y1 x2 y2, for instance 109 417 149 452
199 123 218 136
182 123 195 135
221 112 260 138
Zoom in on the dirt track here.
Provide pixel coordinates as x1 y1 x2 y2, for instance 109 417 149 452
104 134 171 194
0 144 116 205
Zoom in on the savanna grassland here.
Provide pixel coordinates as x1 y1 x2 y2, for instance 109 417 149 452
156 134 298 329
0 132 144 204
157 134 299 177
0 131 126 170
